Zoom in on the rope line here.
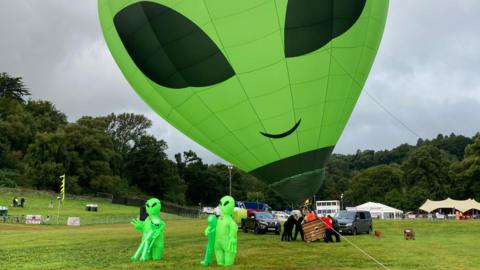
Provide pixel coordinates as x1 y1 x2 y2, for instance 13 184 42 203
316 218 391 270
365 91 421 139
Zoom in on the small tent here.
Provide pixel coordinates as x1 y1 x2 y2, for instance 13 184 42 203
347 202 403 219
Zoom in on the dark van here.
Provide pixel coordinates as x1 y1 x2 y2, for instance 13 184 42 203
336 210 372 235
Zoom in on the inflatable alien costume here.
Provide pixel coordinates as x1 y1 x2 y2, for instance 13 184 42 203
214 196 238 266
130 198 165 262
201 214 218 266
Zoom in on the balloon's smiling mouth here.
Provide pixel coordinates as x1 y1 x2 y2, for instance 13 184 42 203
260 119 301 139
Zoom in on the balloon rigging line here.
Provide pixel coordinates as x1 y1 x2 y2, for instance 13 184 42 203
365 91 422 139
317 219 391 270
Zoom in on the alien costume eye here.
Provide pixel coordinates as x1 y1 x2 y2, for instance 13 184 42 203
284 0 366 57
151 202 157 208
223 201 230 206
114 1 235 89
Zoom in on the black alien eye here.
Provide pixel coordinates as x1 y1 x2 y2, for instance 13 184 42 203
284 0 366 57
114 1 235 89
146 203 150 208
223 201 230 206
151 202 157 208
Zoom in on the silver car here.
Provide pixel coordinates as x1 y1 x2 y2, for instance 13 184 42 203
337 210 372 235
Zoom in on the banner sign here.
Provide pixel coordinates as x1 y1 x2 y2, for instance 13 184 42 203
67 217 81 226
25 215 42 224
67 217 80 226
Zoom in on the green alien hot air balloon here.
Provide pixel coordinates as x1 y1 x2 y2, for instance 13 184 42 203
98 0 389 203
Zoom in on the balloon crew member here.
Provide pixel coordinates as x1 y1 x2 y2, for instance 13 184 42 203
201 215 218 266
281 214 296 241
305 209 317 223
322 215 333 243
331 215 341 242
294 214 304 241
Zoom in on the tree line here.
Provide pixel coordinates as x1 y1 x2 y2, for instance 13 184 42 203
319 132 480 211
1 72 479 210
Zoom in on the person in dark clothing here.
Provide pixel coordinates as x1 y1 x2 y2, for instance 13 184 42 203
294 215 304 241
331 215 341 242
281 214 296 241
20 196 25 208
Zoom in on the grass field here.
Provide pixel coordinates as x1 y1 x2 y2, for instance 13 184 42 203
1 219 480 270
0 188 185 223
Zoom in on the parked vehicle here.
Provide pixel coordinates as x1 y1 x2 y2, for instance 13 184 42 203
271 211 289 222
202 207 216 215
290 210 302 217
236 201 272 212
336 210 372 235
241 211 280 234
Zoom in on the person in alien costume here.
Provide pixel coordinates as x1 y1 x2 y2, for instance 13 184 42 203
208 195 238 266
201 214 218 266
130 198 165 262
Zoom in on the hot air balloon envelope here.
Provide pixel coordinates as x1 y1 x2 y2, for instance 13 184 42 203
98 0 389 203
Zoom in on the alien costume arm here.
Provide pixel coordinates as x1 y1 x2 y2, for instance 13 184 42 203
131 218 144 232
228 220 238 253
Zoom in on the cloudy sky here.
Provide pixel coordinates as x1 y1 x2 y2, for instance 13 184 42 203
1 1 479 164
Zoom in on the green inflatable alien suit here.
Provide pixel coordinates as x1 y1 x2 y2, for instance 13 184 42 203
201 214 217 266
130 198 165 262
207 195 238 266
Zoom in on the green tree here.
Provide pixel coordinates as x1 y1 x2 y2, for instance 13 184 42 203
449 135 480 200
0 98 35 154
25 100 67 133
344 164 404 208
402 145 452 202
418 133 473 160
317 154 352 201
103 113 152 156
64 119 124 193
24 131 68 190
25 117 125 194
0 72 30 102
125 135 186 203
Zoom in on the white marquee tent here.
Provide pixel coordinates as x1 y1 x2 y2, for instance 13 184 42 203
347 202 403 219
419 198 480 213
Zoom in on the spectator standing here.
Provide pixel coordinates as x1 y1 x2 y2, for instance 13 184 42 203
20 196 25 208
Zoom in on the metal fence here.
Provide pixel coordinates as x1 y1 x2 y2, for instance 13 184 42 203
0 213 188 225
111 195 201 219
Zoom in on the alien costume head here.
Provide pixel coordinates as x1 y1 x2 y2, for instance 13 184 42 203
219 196 235 216
98 0 389 202
145 198 161 217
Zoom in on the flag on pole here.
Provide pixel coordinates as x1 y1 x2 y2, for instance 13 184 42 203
60 174 65 202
